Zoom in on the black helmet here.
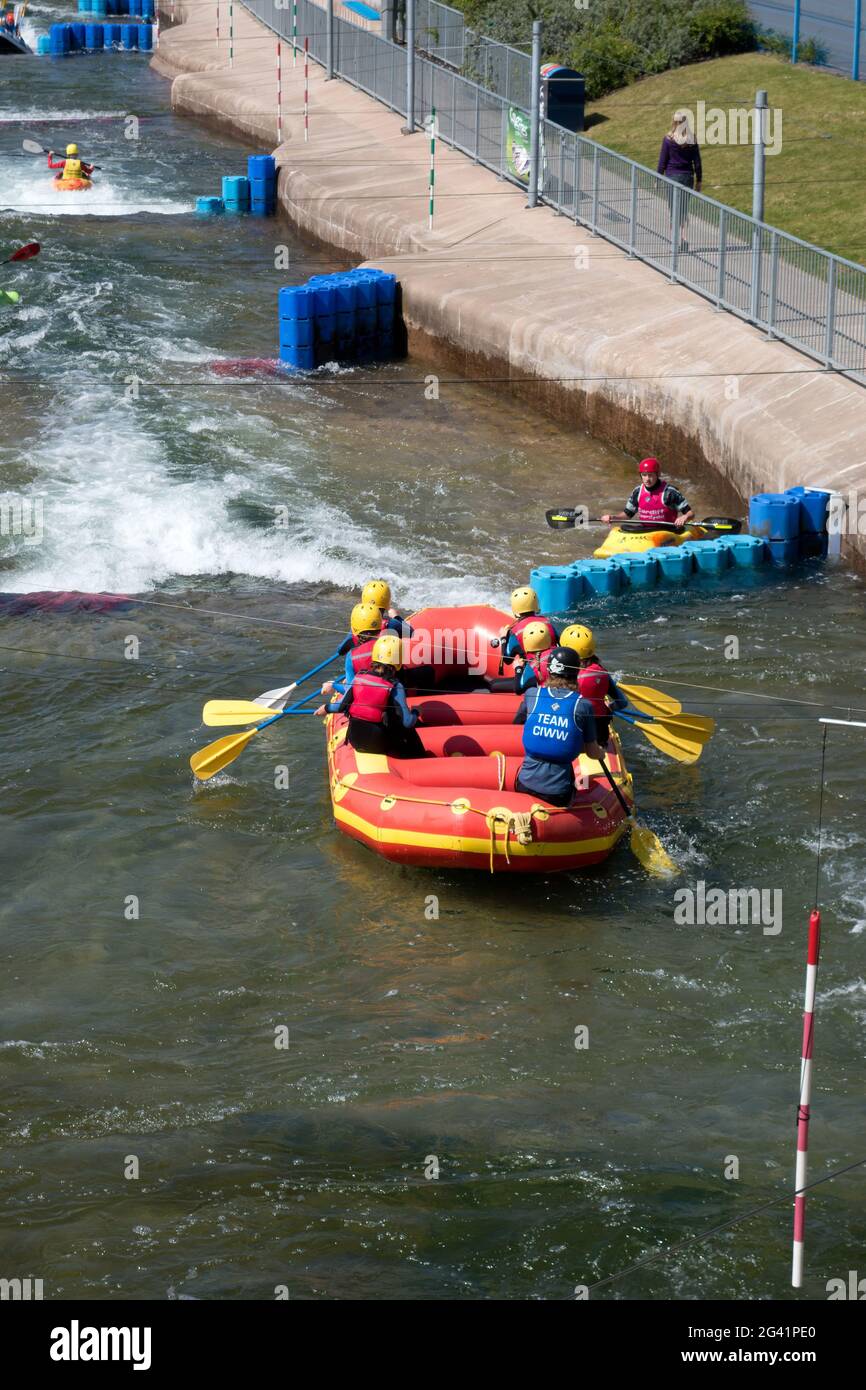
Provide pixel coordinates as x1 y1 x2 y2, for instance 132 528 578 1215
546 645 580 679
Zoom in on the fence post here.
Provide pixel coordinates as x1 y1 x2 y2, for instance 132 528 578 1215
670 183 680 280
792 0 800 62
766 230 778 339
404 0 415 132
326 0 333 78
715 208 726 310
527 18 542 209
628 163 637 257
590 143 599 235
854 0 862 81
750 225 763 324
824 256 837 365
474 83 480 163
573 137 581 222
554 135 564 214
753 89 767 222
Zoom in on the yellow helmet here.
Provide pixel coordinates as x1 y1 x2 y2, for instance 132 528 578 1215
371 632 402 668
510 586 538 618
362 579 391 611
350 602 383 637
522 621 554 654
560 624 595 659
66 143 79 156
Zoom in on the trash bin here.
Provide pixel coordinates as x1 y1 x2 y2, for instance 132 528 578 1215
540 63 585 133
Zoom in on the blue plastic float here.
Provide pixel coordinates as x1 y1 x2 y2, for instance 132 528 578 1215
278 267 400 369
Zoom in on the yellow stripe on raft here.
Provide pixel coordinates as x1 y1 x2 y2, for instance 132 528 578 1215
332 802 628 858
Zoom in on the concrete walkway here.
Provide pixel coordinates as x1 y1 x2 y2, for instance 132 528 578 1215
154 3 866 563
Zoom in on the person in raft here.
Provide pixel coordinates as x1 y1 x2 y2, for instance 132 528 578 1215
601 457 694 529
336 580 412 656
657 110 702 194
487 586 560 692
512 645 602 807
316 631 426 759
47 144 95 181
559 623 628 749
322 601 383 701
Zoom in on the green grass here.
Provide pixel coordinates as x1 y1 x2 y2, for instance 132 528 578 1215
583 52 866 264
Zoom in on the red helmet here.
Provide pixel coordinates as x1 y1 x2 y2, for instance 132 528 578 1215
638 457 660 474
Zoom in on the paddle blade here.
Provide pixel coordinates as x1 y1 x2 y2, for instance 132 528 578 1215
7 241 40 264
203 699 286 726
190 727 259 780
546 508 576 530
22 139 45 155
1 290 21 305
632 717 709 764
629 820 679 877
253 681 297 709
619 682 682 718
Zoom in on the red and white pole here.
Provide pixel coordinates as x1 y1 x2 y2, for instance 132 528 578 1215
792 907 821 1287
276 40 282 145
304 36 309 143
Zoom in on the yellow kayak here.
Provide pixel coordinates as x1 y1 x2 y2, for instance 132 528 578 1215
594 523 710 559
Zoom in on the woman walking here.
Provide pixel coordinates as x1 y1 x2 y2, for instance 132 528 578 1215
657 110 702 192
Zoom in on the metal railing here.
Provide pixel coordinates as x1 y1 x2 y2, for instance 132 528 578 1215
414 0 465 68
244 0 866 385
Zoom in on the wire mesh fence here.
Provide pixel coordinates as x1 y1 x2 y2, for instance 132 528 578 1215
243 0 866 385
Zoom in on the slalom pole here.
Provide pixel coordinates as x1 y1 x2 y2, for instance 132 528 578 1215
229 0 233 68
792 907 821 1287
304 36 309 143
216 0 219 48
428 106 436 230
276 40 283 145
292 0 297 67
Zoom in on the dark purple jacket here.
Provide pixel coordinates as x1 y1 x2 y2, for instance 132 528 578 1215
657 136 702 184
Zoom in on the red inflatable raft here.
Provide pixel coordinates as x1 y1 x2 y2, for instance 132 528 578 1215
324 604 633 874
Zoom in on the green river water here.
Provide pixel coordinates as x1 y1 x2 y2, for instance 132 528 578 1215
1 19 864 1301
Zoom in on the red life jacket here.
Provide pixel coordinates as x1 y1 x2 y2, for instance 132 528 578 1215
349 639 378 678
578 661 611 718
526 648 553 684
510 614 557 656
637 480 679 524
350 672 393 724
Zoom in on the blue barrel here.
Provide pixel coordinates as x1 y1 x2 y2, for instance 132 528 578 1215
85 22 104 47
104 21 121 42
279 285 313 319
748 492 801 541
656 547 694 582
49 22 70 51
70 22 87 48
281 344 316 371
332 276 357 353
372 269 397 304
138 23 153 50
140 0 155 17
684 541 731 576
248 154 276 183
531 566 574 613
715 534 768 568
77 0 91 11
195 196 224 216
279 315 313 348
128 0 140 12
222 175 250 207
572 558 624 596
767 537 801 565
249 178 275 202
612 553 659 590
785 485 831 534
121 22 138 47
37 34 51 52
93 0 107 12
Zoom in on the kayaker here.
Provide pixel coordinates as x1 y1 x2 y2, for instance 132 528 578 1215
47 145 94 181
601 458 693 528
336 579 412 656
322 602 383 699
560 623 628 749
316 632 426 759
512 646 601 807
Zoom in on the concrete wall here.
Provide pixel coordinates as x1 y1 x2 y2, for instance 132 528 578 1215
154 1 866 564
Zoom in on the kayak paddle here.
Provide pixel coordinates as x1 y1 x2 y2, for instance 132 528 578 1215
22 139 100 170
191 692 315 780
598 752 678 877
3 241 40 265
203 693 297 726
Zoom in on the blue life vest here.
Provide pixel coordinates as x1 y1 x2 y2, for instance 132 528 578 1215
521 687 584 764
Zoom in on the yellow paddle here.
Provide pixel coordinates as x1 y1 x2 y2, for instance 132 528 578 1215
598 754 678 877
190 727 263 780
203 696 297 726
618 682 682 718
623 711 715 764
